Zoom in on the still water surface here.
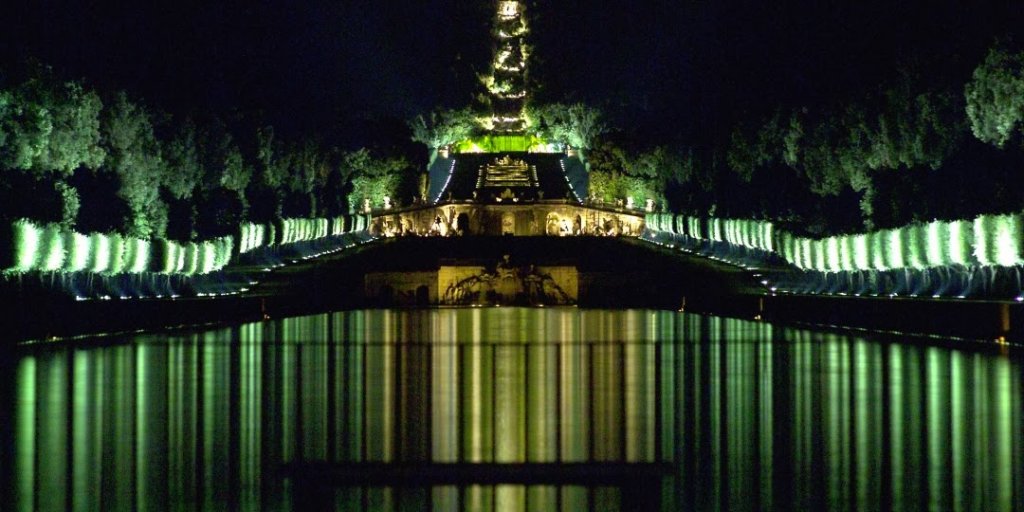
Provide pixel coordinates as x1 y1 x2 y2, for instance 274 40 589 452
9 308 1024 511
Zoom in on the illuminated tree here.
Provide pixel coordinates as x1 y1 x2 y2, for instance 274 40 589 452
0 85 52 171
534 103 606 159
250 125 288 220
583 138 662 206
283 140 324 217
782 112 803 166
162 118 201 201
220 143 249 216
102 91 167 238
480 0 530 132
344 148 408 213
409 108 477 164
965 45 1024 148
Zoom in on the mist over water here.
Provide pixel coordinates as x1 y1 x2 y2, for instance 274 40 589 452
9 309 1024 511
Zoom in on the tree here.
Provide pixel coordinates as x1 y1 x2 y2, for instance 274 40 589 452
344 148 408 213
965 45 1024 148
286 140 322 216
0 85 52 171
409 108 477 164
102 91 167 238
251 125 288 220
0 76 105 227
535 103 606 152
33 81 105 175
163 118 201 201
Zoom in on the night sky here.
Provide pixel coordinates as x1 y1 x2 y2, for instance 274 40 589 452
3 1 1021 145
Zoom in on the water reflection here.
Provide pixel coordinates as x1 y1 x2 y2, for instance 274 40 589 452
10 309 1024 511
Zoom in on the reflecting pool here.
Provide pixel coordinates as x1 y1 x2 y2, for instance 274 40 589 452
7 309 1024 511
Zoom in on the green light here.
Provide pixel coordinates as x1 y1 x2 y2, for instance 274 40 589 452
88 233 110 273
974 216 993 266
886 229 904 269
800 238 813 270
176 243 186 273
992 214 1022 266
67 232 90 272
903 225 926 270
200 241 216 274
870 231 888 271
825 237 841 272
106 233 126 274
925 221 946 267
159 241 179 274
948 220 971 266
129 239 150 273
11 220 41 272
239 223 264 254
852 234 869 270
453 135 549 153
710 218 723 242
41 225 65 272
688 217 700 238
183 243 199 275
215 236 234 270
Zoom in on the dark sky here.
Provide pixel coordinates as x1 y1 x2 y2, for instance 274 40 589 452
2 1 1021 145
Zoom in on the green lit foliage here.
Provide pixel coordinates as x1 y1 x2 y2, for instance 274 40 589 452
279 218 330 245
106 233 125 274
727 111 783 183
39 224 65 271
532 103 606 151
409 108 478 150
221 144 249 210
34 81 106 175
238 223 266 254
102 91 167 239
700 218 775 252
197 120 251 227
66 232 90 272
948 220 972 266
235 215 364 255
284 140 323 217
53 180 80 227
2 219 233 275
345 149 408 213
162 118 202 201
252 125 288 220
0 72 104 230
586 139 666 206
965 45 1024 148
10 219 41 271
88 233 111 273
0 82 54 171
650 212 1024 273
453 134 547 153
723 75 965 228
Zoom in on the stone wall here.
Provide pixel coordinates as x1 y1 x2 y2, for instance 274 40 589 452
364 271 438 306
365 264 578 306
371 203 645 238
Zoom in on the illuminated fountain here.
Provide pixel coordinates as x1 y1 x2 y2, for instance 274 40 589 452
644 212 1024 300
1 214 373 301
441 255 575 306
